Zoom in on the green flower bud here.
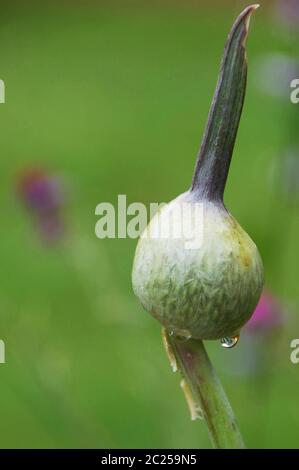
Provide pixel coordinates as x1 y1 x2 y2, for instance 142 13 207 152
132 5 263 341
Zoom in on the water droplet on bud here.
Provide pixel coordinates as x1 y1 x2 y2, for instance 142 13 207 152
221 335 240 349
167 327 191 341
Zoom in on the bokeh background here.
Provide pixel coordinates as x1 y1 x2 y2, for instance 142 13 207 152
0 0 299 448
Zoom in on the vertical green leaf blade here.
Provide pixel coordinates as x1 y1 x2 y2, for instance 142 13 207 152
192 5 259 201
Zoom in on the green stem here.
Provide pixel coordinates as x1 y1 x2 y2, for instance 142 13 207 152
164 330 245 449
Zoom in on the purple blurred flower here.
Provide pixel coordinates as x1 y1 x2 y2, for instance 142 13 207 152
18 168 66 245
223 290 286 377
245 290 284 334
276 0 299 30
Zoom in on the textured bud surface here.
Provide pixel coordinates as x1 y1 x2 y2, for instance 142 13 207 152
132 195 264 339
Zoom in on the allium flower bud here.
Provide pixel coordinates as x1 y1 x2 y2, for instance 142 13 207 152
132 6 263 341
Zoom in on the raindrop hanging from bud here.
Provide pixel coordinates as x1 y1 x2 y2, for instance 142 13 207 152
221 335 240 349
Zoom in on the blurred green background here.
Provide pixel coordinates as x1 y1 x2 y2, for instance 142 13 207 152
0 0 299 448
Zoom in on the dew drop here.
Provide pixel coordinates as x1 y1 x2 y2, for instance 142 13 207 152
221 335 240 349
175 331 192 342
167 327 191 341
